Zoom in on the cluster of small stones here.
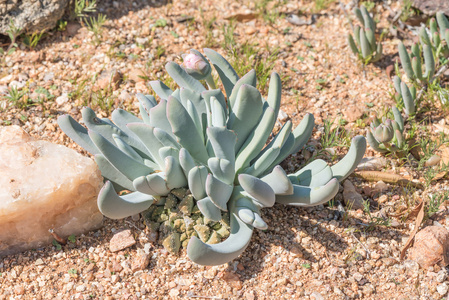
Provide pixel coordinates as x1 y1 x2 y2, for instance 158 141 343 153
142 188 230 254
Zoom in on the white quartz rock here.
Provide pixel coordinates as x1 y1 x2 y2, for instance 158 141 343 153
0 126 104 256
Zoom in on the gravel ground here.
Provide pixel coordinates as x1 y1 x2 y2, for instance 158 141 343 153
1 0 449 299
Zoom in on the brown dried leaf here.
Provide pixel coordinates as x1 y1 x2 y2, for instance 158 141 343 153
431 171 449 183
440 145 449 166
400 201 424 261
354 171 423 188
434 123 449 135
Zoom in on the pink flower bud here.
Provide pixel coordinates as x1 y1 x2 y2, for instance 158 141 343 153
183 53 211 80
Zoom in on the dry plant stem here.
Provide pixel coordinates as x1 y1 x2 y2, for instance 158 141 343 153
399 201 424 260
351 231 371 259
125 220 144 233
48 228 67 244
354 171 423 188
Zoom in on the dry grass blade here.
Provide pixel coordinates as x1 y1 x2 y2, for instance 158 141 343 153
354 171 423 188
400 201 424 260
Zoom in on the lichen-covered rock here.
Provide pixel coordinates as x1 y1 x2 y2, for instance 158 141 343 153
0 0 71 34
0 125 103 257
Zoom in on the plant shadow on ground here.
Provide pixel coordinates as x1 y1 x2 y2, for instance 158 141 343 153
230 202 404 281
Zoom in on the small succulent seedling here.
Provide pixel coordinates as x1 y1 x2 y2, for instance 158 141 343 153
366 106 406 155
58 49 367 266
347 5 383 64
398 41 435 83
393 76 417 116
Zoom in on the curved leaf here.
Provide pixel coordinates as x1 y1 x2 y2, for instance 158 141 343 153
197 197 222 222
238 174 275 207
165 61 206 92
187 191 253 266
95 154 135 191
203 48 239 97
98 181 154 219
206 174 233 211
261 165 293 195
89 129 153 180
330 135 367 182
167 96 209 164
276 178 339 206
149 80 173 100
227 84 264 151
57 115 99 155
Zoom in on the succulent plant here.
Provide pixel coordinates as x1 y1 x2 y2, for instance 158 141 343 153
429 12 449 55
393 76 417 116
398 41 435 83
366 106 405 155
347 5 382 64
58 48 366 266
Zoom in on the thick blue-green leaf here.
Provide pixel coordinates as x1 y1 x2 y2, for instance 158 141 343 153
252 213 268 230
366 130 388 153
179 148 196 177
236 207 255 225
206 127 236 165
253 120 292 162
164 156 187 189
89 130 153 180
127 123 165 168
187 189 253 266
180 88 206 117
167 96 209 164
110 109 152 158
294 159 333 187
57 115 99 155
95 154 135 191
266 72 281 117
158 146 179 161
206 174 233 211
197 197 222 222
154 127 180 149
228 69 257 110
238 174 275 207
203 48 239 97
165 61 206 92
133 175 159 195
227 84 264 151
112 134 144 163
149 100 174 138
235 106 276 170
330 135 366 182
266 133 295 172
188 166 208 200
146 173 170 195
98 181 154 219
290 113 315 154
137 93 157 124
208 158 234 185
276 178 339 206
202 89 227 114
149 80 173 100
211 96 227 127
261 165 293 195
82 107 124 145
186 100 204 142
111 108 142 135
244 147 280 178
